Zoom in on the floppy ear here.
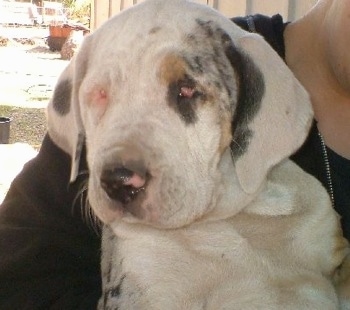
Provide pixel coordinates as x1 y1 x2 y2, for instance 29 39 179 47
47 36 90 182
228 33 313 194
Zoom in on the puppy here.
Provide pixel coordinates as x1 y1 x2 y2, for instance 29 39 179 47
47 0 350 308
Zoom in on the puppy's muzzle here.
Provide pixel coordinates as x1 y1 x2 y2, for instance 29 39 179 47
100 166 147 204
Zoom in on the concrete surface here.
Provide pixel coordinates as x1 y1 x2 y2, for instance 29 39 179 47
0 43 68 108
0 143 37 204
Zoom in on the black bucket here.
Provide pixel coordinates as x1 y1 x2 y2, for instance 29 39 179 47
0 117 11 144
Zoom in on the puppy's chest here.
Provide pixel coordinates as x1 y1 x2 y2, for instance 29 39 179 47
99 223 282 309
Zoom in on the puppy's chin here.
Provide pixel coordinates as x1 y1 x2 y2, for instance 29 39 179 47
90 199 125 224
91 192 186 229
88 184 156 225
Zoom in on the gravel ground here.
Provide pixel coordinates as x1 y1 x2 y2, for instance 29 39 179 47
0 105 46 150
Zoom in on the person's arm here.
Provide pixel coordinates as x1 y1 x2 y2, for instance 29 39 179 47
0 134 101 309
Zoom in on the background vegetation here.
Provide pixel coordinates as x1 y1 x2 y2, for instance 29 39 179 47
63 0 91 25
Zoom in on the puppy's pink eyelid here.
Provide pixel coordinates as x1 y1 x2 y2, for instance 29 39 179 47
99 89 107 99
179 86 195 98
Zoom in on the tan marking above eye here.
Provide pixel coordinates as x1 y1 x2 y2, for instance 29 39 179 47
159 54 187 85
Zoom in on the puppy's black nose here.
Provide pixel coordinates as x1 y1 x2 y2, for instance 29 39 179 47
100 167 145 204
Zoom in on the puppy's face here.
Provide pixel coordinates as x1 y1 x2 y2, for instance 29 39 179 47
48 0 312 228
82 24 246 228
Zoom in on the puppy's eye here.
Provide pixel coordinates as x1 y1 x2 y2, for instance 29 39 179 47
179 86 196 99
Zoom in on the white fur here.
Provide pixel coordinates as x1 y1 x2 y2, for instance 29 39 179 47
46 0 350 308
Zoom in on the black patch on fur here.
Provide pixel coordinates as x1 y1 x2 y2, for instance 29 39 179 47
223 34 265 158
195 19 265 158
113 274 126 297
186 55 205 75
167 75 204 125
194 19 236 102
196 19 215 37
102 274 126 308
52 79 72 115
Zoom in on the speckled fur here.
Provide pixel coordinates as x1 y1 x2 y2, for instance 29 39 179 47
46 0 350 309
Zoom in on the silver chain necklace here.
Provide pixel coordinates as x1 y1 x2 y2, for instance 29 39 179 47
317 131 335 208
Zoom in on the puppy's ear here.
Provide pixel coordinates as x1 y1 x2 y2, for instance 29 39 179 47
47 36 90 182
228 33 313 194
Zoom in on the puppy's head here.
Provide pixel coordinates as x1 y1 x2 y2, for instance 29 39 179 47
47 0 313 228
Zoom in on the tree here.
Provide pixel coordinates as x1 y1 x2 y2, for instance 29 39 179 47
62 0 91 25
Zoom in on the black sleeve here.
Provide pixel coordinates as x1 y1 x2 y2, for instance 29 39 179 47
232 14 286 59
0 134 101 310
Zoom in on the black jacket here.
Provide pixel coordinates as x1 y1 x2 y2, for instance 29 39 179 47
0 135 101 309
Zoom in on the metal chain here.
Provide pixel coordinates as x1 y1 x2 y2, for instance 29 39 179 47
318 131 335 208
